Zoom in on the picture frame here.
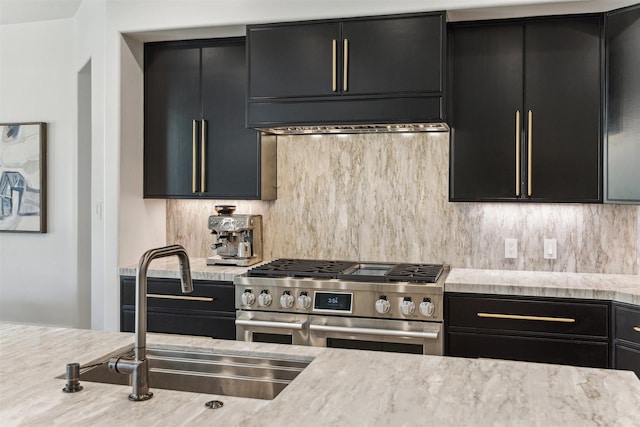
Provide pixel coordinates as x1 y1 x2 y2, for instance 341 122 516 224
0 122 47 233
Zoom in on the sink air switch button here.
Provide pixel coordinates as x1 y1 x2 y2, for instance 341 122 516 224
62 362 83 393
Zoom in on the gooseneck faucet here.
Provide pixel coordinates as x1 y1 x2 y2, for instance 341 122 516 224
109 245 193 401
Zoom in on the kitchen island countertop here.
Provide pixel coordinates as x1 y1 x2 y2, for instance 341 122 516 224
1 323 639 426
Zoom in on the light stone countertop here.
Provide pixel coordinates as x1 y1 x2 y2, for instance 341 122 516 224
119 259 640 306
118 257 254 282
445 268 640 306
1 323 640 426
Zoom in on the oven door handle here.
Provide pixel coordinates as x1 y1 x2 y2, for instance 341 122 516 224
309 324 439 340
235 319 307 330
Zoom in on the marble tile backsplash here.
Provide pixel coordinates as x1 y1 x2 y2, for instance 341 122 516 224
167 133 639 275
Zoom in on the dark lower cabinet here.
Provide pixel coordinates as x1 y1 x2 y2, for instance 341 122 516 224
121 309 235 340
448 332 608 368
445 293 610 368
615 345 640 378
613 302 640 378
120 276 236 340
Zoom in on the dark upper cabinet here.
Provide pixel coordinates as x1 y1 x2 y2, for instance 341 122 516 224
144 44 201 197
448 23 523 200
248 22 340 99
340 14 443 96
449 15 603 203
144 38 276 200
246 12 445 128
605 4 640 204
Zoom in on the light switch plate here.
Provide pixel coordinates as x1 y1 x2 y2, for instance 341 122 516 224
544 238 557 260
504 238 518 259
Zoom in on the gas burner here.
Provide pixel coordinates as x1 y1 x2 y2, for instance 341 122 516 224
385 264 444 283
248 259 358 278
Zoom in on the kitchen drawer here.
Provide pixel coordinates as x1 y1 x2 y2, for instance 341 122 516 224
122 308 236 340
446 294 609 338
614 343 640 378
448 331 609 368
614 303 640 346
121 277 235 313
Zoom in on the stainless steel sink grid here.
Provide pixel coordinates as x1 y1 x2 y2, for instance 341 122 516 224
59 345 312 400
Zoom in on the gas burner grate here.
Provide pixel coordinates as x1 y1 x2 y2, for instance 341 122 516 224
247 259 358 279
385 264 444 283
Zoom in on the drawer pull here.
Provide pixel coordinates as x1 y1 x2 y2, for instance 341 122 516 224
201 119 207 193
343 38 349 92
634 326 640 333
147 293 215 302
515 110 521 197
332 39 337 92
192 120 198 193
477 312 575 323
527 109 533 197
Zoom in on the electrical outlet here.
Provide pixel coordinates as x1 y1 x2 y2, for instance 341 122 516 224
544 238 557 260
504 238 518 259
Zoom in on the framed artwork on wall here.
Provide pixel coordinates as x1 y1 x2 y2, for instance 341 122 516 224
0 122 47 233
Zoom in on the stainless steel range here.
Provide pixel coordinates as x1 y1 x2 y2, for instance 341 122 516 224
234 259 448 355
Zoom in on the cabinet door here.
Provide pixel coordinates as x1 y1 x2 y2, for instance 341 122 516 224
606 4 640 204
121 277 235 313
144 44 201 197
615 344 640 378
449 23 524 201
614 303 640 345
248 22 341 99
447 294 609 338
202 41 261 198
342 14 443 96
524 17 602 202
122 309 236 340
448 331 609 368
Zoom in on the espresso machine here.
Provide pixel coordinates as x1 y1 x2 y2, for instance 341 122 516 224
206 205 263 267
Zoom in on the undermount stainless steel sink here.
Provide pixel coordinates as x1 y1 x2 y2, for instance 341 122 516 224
60 345 312 400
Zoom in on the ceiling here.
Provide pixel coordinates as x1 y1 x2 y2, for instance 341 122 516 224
0 0 637 26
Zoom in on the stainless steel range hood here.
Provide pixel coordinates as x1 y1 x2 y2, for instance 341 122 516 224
257 122 449 135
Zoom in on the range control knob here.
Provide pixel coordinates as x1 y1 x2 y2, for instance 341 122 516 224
297 292 311 309
419 298 435 317
280 291 294 309
375 296 391 314
258 290 272 307
241 290 255 306
400 297 415 316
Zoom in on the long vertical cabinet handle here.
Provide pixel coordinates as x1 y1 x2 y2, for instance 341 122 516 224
527 110 533 197
515 110 521 197
332 39 337 92
192 120 198 193
201 119 207 193
343 39 349 92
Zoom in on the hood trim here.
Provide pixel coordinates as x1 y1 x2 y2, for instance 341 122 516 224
257 123 449 135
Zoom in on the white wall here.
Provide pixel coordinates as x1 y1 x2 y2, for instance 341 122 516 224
0 18 78 326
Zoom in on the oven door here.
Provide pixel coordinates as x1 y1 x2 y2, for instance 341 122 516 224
308 315 443 355
235 310 309 346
